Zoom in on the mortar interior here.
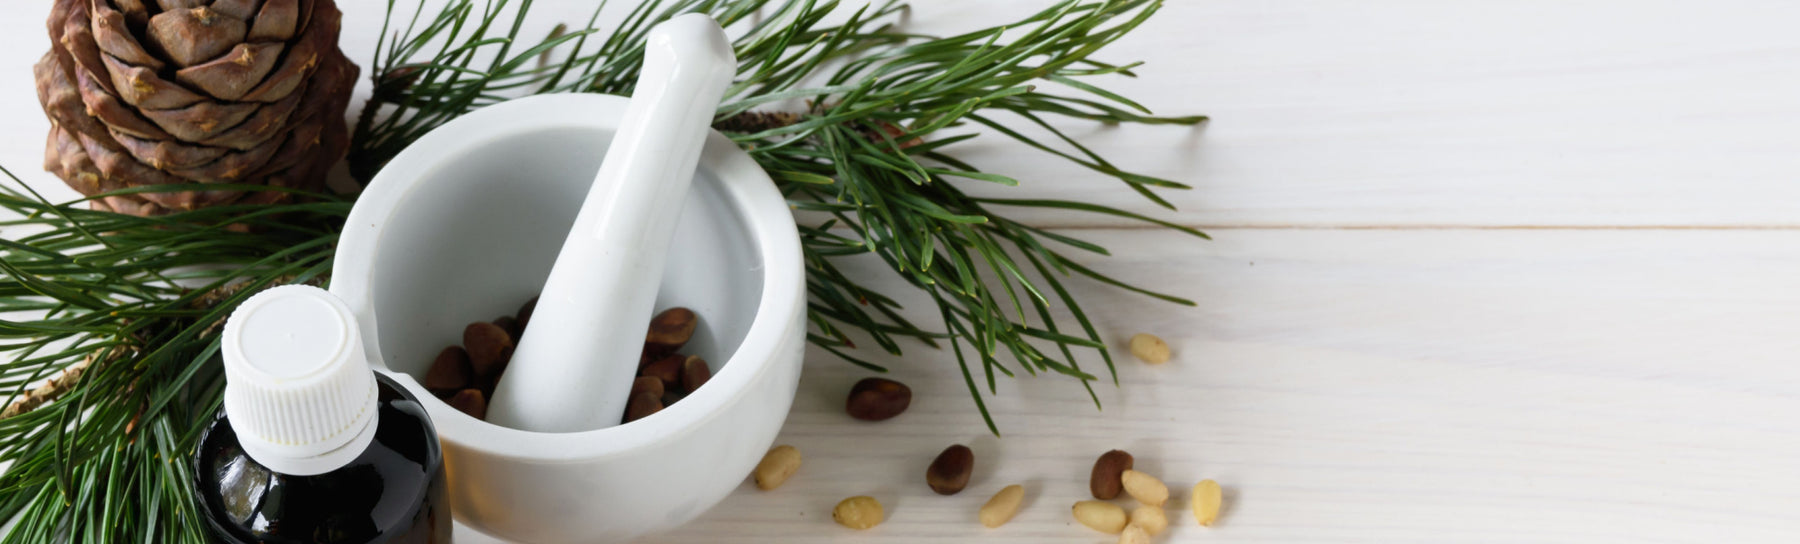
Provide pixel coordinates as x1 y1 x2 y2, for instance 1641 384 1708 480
366 126 765 405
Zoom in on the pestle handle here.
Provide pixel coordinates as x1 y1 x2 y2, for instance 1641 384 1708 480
486 14 737 433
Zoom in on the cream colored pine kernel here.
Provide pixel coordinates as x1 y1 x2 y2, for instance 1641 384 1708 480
1121 469 1169 506
1119 525 1152 544
979 484 1025 528
1128 504 1168 535
1128 333 1170 364
1193 479 1222 527
833 496 884 530
1072 500 1128 534
752 445 801 490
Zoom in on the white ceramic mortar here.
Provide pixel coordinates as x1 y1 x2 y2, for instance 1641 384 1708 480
328 93 805 542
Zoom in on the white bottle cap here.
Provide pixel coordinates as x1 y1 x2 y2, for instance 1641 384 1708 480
221 285 379 476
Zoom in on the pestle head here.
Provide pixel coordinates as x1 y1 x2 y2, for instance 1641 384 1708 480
482 14 738 433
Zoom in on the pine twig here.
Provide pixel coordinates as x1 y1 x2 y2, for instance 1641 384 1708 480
1 351 99 420
713 110 803 133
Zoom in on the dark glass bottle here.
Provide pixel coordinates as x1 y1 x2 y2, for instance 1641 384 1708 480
195 373 451 543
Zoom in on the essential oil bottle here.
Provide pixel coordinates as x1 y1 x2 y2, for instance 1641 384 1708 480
193 285 451 543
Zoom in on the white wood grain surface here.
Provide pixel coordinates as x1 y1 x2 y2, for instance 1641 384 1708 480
544 229 1800 543
470 228 1800 543
1 1 1797 543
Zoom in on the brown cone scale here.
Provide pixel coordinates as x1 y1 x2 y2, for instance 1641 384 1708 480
35 0 358 216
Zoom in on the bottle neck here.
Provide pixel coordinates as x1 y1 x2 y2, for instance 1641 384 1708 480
236 410 379 476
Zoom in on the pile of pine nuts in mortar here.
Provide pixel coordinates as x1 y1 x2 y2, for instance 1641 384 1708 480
423 302 711 423
750 332 1225 541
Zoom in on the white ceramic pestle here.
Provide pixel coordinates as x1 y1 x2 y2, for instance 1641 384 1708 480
485 14 737 433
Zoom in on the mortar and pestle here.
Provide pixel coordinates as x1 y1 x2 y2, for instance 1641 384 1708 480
326 15 805 542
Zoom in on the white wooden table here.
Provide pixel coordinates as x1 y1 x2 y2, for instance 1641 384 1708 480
3 1 1798 542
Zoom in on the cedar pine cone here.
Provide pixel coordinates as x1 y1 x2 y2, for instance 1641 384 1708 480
34 0 358 216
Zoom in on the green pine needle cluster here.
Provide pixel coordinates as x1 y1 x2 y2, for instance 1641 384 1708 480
0 0 1201 540
0 176 349 541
